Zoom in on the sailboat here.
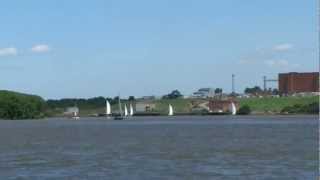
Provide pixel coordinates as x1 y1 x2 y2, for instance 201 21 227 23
229 102 237 115
114 96 124 120
124 104 128 117
106 99 111 117
72 107 80 120
129 104 134 116
168 104 174 116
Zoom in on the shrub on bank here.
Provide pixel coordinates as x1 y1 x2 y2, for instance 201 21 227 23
237 105 251 115
281 102 319 114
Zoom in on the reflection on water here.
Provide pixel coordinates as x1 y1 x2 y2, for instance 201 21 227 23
0 116 318 180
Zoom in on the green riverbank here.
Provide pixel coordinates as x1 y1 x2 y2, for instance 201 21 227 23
1 89 318 119
61 96 319 116
238 96 319 114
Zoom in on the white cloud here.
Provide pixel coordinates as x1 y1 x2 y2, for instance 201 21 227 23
0 47 17 56
264 59 289 67
31 44 50 53
272 43 293 52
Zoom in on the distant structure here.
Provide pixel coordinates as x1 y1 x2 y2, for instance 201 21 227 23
278 72 319 95
208 100 239 113
135 101 156 112
263 76 278 92
192 88 215 98
64 106 79 117
140 96 156 100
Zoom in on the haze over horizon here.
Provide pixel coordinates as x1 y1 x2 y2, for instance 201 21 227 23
0 0 318 99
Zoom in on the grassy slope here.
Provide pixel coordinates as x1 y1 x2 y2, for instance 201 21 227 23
155 99 192 114
155 96 319 114
238 96 319 113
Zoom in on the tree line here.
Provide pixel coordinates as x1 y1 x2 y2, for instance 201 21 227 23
46 96 136 109
0 90 46 119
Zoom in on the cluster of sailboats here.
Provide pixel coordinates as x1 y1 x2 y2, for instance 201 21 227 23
106 98 134 120
71 97 236 120
108 98 174 120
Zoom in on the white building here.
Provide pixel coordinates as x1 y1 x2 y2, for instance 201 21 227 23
64 106 79 116
192 88 215 98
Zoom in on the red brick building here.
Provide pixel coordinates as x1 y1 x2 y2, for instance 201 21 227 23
278 72 319 95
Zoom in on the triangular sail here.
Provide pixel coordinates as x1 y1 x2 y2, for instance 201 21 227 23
168 104 174 116
129 104 134 116
229 102 237 115
106 100 111 115
124 104 128 116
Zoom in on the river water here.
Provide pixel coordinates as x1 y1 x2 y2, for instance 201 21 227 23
0 116 318 180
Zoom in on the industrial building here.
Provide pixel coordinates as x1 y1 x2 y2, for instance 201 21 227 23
278 72 319 95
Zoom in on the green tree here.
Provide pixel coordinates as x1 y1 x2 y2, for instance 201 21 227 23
244 86 263 95
128 96 135 101
237 105 251 115
0 90 46 119
163 90 183 99
214 88 223 94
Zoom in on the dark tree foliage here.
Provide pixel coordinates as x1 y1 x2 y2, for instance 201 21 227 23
162 90 183 99
47 96 117 110
237 105 251 115
0 90 46 119
244 86 263 95
128 96 135 101
214 88 223 94
113 96 120 103
281 102 319 114
272 88 279 95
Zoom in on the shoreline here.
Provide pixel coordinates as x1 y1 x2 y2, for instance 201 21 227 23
1 114 317 121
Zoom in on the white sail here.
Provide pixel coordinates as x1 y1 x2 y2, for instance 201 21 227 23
129 104 134 116
72 107 80 119
168 104 174 116
124 104 128 116
106 100 111 115
229 102 237 115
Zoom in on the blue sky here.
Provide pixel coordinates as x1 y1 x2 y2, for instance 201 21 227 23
0 0 318 99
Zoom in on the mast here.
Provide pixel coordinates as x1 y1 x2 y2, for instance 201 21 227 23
118 95 123 117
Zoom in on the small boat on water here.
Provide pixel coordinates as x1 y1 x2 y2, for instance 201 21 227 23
114 95 125 120
114 115 124 120
72 110 80 120
168 104 174 116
